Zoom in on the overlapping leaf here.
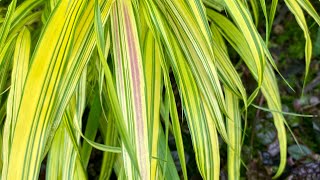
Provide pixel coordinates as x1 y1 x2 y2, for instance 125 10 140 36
208 10 287 178
110 1 150 178
46 73 87 180
284 0 312 91
148 0 229 142
2 27 30 178
225 88 241 180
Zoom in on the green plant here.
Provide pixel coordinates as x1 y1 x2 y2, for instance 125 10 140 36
0 0 319 179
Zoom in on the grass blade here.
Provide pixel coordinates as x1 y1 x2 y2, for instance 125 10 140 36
2 1 86 179
110 1 150 178
296 0 320 26
208 10 288 178
225 88 241 180
143 30 165 178
142 1 223 178
284 0 312 93
221 0 265 97
2 27 30 178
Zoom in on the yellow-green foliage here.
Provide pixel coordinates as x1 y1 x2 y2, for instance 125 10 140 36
0 0 319 179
